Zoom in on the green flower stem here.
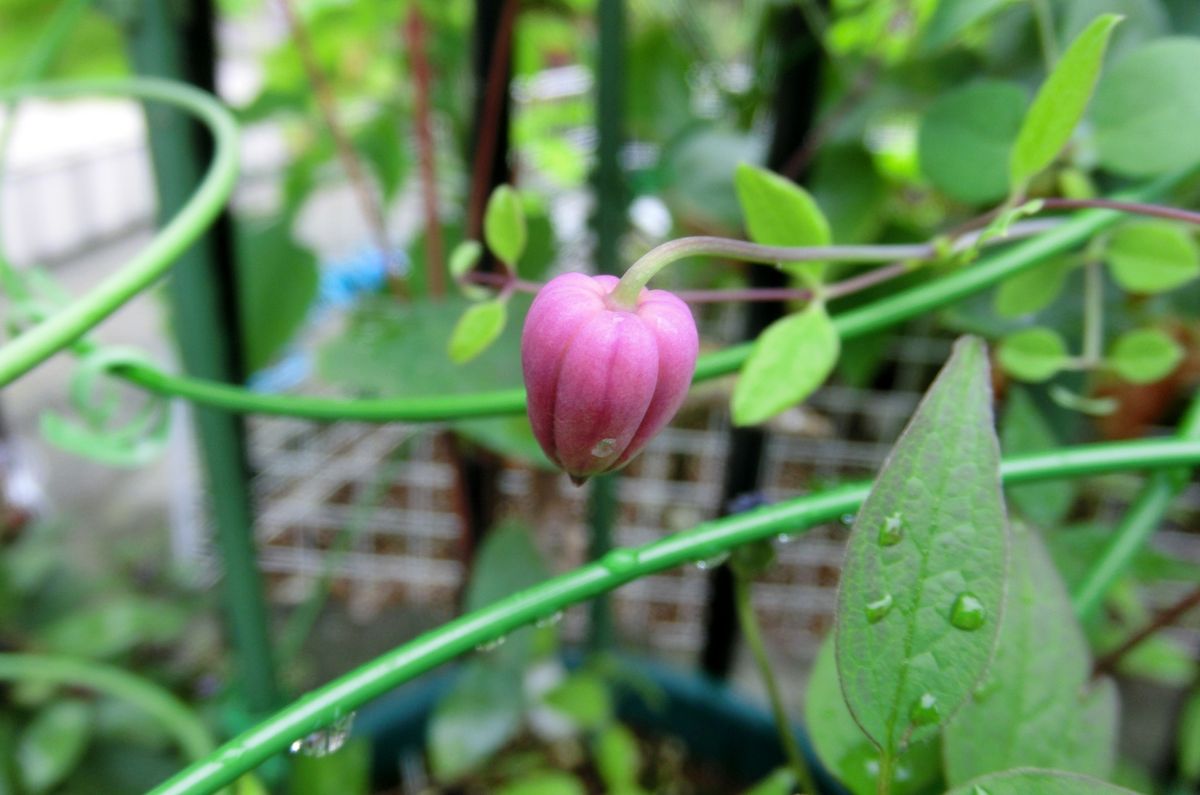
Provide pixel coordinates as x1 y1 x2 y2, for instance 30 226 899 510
0 78 239 388
733 571 819 795
149 436 1200 795
0 653 214 761
608 236 931 308
100 175 1180 422
1073 394 1200 620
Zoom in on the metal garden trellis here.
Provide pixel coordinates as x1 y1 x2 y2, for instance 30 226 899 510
3 49 1200 795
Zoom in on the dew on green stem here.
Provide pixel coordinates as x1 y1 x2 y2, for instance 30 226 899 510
289 712 356 757
865 593 894 623
840 512 857 526
775 532 793 545
591 437 616 457
474 636 506 653
949 592 987 630
878 512 905 546
535 610 564 629
694 551 730 571
910 692 940 726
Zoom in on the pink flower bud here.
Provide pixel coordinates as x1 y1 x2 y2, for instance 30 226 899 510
521 273 699 484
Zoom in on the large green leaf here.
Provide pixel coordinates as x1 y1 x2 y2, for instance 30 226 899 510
17 700 91 794
945 768 1138 795
1092 38 1200 176
1001 390 1074 528
663 126 766 232
1010 14 1122 189
993 255 1075 319
731 302 839 426
920 0 1011 51
835 337 1007 758
427 660 525 783
804 637 941 795
733 162 832 281
235 216 320 373
465 522 553 667
918 81 1026 204
943 525 1117 783
39 597 189 659
1105 220 1200 294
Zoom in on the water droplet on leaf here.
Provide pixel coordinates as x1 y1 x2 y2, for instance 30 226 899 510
950 592 987 630
910 692 940 726
878 512 904 546
865 593 894 623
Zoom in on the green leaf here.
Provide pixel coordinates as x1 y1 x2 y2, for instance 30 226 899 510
1105 221 1200 294
1179 687 1200 784
1092 38 1200 176
235 216 319 374
1107 327 1184 384
1009 14 1122 189
920 0 1011 51
594 724 642 791
448 240 488 301
1001 390 1074 528
810 145 887 244
448 299 508 364
427 660 525 783
732 302 840 426
997 327 1070 382
17 700 91 794
484 185 527 266
918 81 1026 204
40 597 190 659
835 337 1007 756
465 521 554 668
288 737 371 795
663 126 766 232
734 162 832 281
945 768 1139 795
739 768 796 795
944 525 1117 783
805 637 941 795
543 673 612 730
496 771 587 795
993 255 1075 319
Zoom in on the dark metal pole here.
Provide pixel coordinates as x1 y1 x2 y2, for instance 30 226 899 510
121 0 280 712
586 0 627 653
700 6 824 679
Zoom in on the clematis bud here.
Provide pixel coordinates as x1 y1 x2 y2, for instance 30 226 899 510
521 273 699 484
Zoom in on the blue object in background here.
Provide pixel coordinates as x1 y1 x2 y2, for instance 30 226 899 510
247 246 405 393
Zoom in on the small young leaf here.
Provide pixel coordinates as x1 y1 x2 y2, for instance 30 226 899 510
739 768 796 795
543 673 612 730
993 255 1075 319
1106 327 1183 384
17 700 91 794
917 80 1026 204
732 302 839 426
484 185 527 266
448 240 492 300
835 337 1008 757
1179 687 1200 785
805 637 941 795
496 771 587 795
997 327 1070 382
1049 384 1117 416
594 724 642 792
1092 38 1200 177
734 162 832 281
1001 390 1074 528
1009 14 1122 189
943 525 1117 784
448 299 508 364
1105 221 1200 294
945 768 1139 795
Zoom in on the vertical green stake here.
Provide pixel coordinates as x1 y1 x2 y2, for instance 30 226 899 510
588 0 626 652
122 1 280 713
